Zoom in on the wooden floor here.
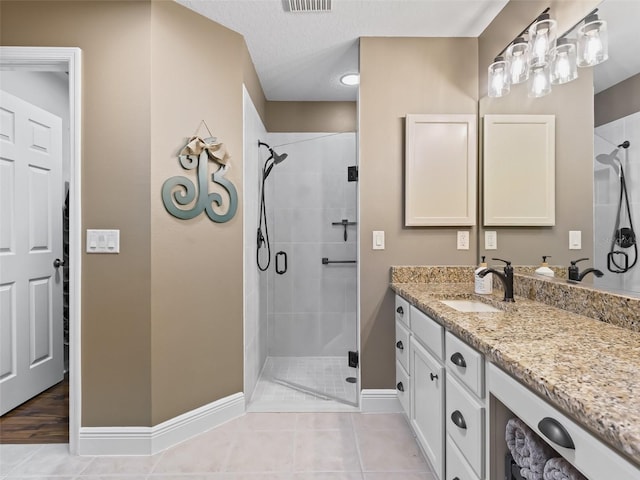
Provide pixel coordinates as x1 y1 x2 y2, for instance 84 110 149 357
0 375 69 444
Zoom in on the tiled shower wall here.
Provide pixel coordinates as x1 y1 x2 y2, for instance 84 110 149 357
594 111 640 296
243 87 268 400
265 133 357 356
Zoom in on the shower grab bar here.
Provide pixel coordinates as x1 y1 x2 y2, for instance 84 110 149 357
322 257 357 265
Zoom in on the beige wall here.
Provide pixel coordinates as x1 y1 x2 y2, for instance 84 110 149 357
2 0 253 427
150 1 245 425
595 73 640 127
243 48 267 125
1 0 154 427
266 101 357 132
359 37 478 389
477 0 600 269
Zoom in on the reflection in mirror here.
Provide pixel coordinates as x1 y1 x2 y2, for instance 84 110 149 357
592 0 640 297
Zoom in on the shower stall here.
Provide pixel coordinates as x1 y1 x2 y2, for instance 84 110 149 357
244 125 359 411
594 111 640 296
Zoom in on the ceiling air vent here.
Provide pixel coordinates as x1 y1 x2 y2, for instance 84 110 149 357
287 0 332 13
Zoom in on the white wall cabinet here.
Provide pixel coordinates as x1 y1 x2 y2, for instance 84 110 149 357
483 114 555 226
405 114 477 226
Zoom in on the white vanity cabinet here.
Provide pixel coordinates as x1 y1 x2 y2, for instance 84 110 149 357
394 296 488 480
395 295 411 416
411 335 445 480
445 331 486 480
488 363 640 480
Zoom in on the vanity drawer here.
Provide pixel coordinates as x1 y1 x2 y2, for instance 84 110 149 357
446 374 485 478
395 295 411 328
396 360 410 417
410 305 443 361
395 320 410 372
445 331 485 398
446 436 481 480
488 363 640 480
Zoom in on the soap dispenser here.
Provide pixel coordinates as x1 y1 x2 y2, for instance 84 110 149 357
535 256 555 277
475 256 493 294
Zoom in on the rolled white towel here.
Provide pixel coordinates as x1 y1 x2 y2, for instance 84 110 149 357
543 457 587 480
506 417 555 480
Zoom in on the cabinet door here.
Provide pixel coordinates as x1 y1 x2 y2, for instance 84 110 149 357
411 337 445 480
483 114 555 226
405 114 477 226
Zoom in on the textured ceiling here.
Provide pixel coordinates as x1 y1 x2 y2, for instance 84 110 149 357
177 0 509 101
177 0 637 101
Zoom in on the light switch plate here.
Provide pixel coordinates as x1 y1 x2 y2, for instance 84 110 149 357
373 230 385 250
457 231 470 250
87 229 120 253
569 230 582 250
485 231 497 250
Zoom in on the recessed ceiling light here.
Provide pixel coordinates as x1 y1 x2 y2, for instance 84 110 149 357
340 73 360 86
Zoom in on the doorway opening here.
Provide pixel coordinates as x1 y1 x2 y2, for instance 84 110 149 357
0 47 82 452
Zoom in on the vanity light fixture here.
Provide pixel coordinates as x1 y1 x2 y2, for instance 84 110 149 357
550 38 578 85
577 12 608 67
488 56 511 98
340 73 360 86
506 37 530 85
528 13 557 67
488 8 608 99
528 63 552 98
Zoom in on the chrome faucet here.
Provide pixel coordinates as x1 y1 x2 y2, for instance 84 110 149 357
568 258 604 282
478 258 514 302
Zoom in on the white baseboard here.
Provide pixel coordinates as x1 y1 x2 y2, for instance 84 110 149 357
77 392 245 456
360 389 401 413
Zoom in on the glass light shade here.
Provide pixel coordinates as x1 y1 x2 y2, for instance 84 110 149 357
529 13 557 66
577 14 608 67
551 38 578 85
488 57 511 98
506 37 530 84
528 64 552 98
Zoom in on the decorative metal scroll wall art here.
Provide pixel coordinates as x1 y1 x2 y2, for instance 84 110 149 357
161 133 238 223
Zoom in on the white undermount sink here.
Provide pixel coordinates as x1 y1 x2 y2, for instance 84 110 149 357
440 299 502 313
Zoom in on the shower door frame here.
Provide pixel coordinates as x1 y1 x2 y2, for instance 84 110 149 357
266 132 360 408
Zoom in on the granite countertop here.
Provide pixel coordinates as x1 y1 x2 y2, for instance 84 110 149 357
391 281 640 468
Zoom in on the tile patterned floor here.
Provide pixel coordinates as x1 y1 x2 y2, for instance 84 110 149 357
248 357 358 412
0 413 436 479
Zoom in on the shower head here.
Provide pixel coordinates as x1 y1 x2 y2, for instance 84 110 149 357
596 149 621 175
272 151 288 164
258 140 288 178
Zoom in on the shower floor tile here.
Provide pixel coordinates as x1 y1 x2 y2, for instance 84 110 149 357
248 356 358 412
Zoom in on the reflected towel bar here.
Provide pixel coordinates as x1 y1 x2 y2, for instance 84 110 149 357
322 257 357 265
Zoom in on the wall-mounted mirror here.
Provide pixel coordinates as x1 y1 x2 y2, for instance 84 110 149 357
592 0 640 296
478 0 640 298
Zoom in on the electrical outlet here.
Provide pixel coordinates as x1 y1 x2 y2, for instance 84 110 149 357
457 231 470 250
485 231 497 250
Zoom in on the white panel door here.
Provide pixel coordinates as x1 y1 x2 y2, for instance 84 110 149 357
0 90 64 415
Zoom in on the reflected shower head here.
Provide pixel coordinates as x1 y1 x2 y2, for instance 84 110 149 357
596 149 621 175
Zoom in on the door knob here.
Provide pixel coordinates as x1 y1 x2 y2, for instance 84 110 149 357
396 341 404 350
430 372 438 381
53 258 66 268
